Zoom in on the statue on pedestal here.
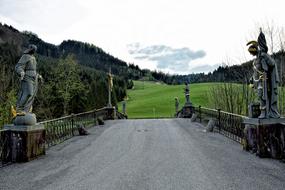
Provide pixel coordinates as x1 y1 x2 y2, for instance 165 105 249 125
122 98 127 115
107 68 113 108
184 82 190 104
247 29 280 119
175 82 194 118
14 44 43 125
5 44 46 162
243 29 285 159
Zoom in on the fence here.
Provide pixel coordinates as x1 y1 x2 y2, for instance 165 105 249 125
196 106 246 143
40 108 114 147
0 107 125 167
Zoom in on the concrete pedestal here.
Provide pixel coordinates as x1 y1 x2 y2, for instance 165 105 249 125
176 103 195 118
243 117 285 125
105 107 115 120
4 124 45 162
243 117 285 158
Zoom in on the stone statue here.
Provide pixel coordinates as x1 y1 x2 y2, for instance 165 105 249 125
122 99 126 114
175 97 179 113
107 68 113 107
14 44 42 124
247 29 280 118
184 82 190 103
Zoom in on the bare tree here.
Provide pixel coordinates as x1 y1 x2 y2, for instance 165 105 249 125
208 21 285 115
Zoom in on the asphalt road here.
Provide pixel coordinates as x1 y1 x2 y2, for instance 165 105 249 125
1 119 285 190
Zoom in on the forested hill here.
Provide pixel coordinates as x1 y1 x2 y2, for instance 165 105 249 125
0 23 141 124
0 23 145 78
1 23 285 86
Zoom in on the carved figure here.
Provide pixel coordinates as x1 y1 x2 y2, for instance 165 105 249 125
247 29 280 118
15 44 42 116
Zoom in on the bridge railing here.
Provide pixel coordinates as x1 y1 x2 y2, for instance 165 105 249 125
39 108 111 147
0 107 126 167
196 106 246 143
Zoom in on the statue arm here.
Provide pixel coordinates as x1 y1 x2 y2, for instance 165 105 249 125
251 61 262 88
260 58 268 71
260 53 275 70
15 55 28 80
265 54 276 67
251 70 259 88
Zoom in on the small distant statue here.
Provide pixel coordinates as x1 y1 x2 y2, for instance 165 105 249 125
107 68 113 107
175 97 179 113
122 98 127 115
108 69 113 91
15 44 43 116
247 29 280 118
184 82 190 103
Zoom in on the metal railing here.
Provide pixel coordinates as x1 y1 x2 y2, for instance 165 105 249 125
0 107 126 167
196 106 246 143
39 108 109 147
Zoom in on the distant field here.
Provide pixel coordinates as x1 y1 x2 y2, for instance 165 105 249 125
118 81 218 119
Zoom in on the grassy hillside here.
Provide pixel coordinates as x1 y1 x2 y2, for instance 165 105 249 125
118 81 218 118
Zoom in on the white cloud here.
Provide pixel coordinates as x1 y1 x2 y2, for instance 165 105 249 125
0 0 85 31
127 43 206 72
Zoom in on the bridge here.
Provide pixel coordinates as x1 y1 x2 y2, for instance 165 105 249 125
1 115 285 190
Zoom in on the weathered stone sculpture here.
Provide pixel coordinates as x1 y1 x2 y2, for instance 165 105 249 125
122 99 126 115
243 29 285 159
175 97 179 114
14 44 43 125
107 68 113 108
176 82 194 118
185 82 190 104
247 29 280 119
4 44 45 162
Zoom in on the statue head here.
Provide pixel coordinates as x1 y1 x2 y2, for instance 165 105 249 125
247 28 268 56
247 41 258 56
24 44 37 54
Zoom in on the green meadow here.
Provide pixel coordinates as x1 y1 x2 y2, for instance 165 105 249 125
118 81 218 119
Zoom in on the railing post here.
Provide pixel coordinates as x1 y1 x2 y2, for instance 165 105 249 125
217 108 221 132
93 110 97 125
199 105 201 123
71 113 75 136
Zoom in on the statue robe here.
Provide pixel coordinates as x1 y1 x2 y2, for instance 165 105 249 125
15 54 39 113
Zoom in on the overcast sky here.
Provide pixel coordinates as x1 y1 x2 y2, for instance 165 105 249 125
0 0 284 74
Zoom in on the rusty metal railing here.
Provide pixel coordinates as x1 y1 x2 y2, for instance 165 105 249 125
39 108 112 147
196 106 246 143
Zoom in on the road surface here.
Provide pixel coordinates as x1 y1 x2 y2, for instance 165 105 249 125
1 119 285 190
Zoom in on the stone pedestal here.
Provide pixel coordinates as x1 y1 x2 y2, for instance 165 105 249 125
4 124 45 162
243 118 285 125
176 103 195 118
105 107 115 120
248 102 260 118
243 118 285 158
